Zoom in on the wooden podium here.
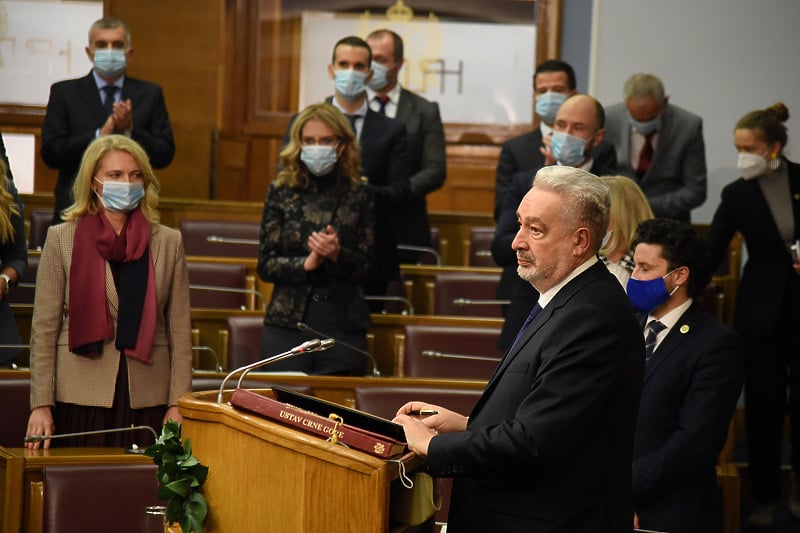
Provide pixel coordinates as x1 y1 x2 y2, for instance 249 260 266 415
179 390 432 532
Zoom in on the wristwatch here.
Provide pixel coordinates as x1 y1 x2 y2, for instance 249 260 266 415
0 273 12 294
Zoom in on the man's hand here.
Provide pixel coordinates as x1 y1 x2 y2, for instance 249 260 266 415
540 133 556 166
393 402 468 456
112 99 133 133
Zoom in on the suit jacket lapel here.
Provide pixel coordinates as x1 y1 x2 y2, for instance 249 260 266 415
395 89 412 122
80 72 108 126
643 105 673 182
643 302 700 382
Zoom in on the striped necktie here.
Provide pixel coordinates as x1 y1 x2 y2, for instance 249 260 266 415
509 303 543 351
644 320 666 361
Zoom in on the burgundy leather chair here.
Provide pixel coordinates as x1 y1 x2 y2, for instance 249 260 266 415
42 463 160 533
29 208 54 251
226 315 266 370
397 324 502 380
432 272 504 318
186 261 248 309
0 377 31 447
466 226 497 267
179 219 259 258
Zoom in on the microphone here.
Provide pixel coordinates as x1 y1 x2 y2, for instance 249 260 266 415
216 338 334 403
296 322 381 377
422 350 502 363
24 425 159 454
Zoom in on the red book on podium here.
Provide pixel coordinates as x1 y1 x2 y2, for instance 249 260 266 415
230 387 407 459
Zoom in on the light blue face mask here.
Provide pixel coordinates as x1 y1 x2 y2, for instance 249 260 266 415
628 115 661 136
93 49 127 79
300 145 338 176
535 91 568 124
94 178 145 212
551 131 588 166
334 69 368 100
367 62 389 91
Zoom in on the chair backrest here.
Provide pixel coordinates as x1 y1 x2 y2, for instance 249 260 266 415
431 272 503 317
226 315 265 370
42 463 160 533
180 219 260 258
192 376 312 395
464 226 497 267
0 377 31 447
29 209 54 251
397 324 502 379
186 261 248 309
8 253 39 305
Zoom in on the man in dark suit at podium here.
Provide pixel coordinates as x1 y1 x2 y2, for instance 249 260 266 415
41 17 174 224
396 166 644 532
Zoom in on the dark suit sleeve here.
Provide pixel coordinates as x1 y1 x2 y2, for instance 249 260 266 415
40 83 98 172
370 122 410 204
494 141 518 221
130 84 175 168
705 185 739 271
648 118 707 217
491 170 530 267
408 101 446 196
632 328 743 502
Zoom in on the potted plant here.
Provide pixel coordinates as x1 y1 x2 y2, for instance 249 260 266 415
145 420 209 533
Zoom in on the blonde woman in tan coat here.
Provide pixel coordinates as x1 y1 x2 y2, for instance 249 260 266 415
25 135 192 449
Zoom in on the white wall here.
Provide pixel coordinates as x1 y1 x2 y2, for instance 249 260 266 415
589 0 800 223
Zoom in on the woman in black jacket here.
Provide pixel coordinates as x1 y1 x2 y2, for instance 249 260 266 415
257 103 375 375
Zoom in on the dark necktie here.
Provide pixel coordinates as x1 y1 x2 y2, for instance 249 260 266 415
376 95 389 115
509 302 543 351
346 114 358 134
636 132 655 178
644 320 666 361
102 85 117 116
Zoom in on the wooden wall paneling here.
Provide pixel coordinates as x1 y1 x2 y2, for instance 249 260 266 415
108 0 227 199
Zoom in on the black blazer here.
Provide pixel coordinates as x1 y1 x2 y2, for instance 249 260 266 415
0 134 27 366
390 89 446 261
633 302 743 533
41 72 175 216
427 261 644 532
706 159 800 335
491 161 617 351
494 129 617 220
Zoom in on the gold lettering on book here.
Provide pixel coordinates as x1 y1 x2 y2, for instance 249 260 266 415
278 409 344 440
374 442 386 455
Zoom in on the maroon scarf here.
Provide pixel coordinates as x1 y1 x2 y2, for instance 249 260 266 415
68 209 157 363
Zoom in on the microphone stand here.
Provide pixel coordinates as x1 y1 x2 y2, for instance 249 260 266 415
24 425 159 454
297 322 382 377
216 338 331 403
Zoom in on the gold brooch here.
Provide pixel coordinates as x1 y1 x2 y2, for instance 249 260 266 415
679 325 690 334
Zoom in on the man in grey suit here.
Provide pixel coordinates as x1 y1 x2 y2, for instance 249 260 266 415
604 73 706 222
366 29 446 264
41 17 174 224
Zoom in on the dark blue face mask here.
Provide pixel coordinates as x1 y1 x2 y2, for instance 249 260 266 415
625 268 679 313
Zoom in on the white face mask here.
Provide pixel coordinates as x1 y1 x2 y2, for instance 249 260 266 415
737 151 768 180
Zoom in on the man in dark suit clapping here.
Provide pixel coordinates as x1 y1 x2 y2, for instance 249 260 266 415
41 17 174 224
365 29 446 265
